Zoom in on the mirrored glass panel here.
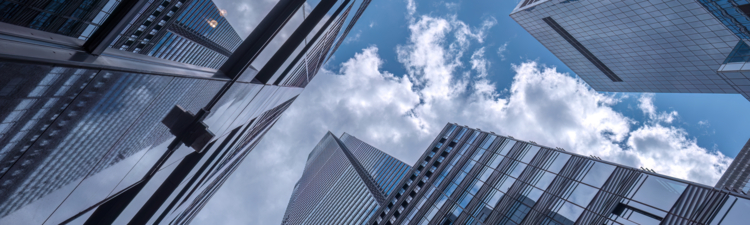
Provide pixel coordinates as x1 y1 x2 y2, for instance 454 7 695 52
631 176 687 211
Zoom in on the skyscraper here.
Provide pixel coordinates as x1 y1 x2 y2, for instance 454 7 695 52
111 0 243 69
0 0 371 223
716 138 750 194
511 0 750 101
0 0 115 39
282 132 411 225
365 123 749 225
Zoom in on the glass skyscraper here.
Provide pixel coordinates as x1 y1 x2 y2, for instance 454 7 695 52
282 132 411 225
365 123 749 225
511 0 750 101
0 0 371 224
716 138 750 194
0 0 116 39
111 0 243 69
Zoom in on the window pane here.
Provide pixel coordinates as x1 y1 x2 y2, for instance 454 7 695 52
555 201 584 224
497 140 517 155
631 176 687 211
509 162 527 178
719 198 750 225
520 146 541 163
568 183 597 207
496 176 516 193
535 171 556 190
581 162 616 188
547 153 571 174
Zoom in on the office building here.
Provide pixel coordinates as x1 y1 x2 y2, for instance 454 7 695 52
716 138 750 194
511 0 750 101
111 0 243 69
367 123 749 225
0 0 371 224
0 0 116 39
281 132 411 225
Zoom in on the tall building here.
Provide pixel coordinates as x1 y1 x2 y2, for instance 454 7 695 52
716 138 750 194
364 123 749 225
511 0 750 101
0 0 115 39
0 0 371 224
282 132 411 225
111 0 243 69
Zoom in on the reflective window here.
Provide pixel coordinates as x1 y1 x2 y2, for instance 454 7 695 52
535 171 556 190
496 176 516 193
555 201 584 223
509 162 527 178
581 162 615 188
481 135 497 149
568 183 597 207
497 140 517 155
479 167 493 182
716 198 750 225
486 189 503 207
631 176 687 211
525 186 543 203
469 181 483 195
547 153 571 174
520 146 541 163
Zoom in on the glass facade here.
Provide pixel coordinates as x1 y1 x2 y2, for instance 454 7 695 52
109 0 243 69
0 0 119 39
0 0 371 223
282 133 411 225
716 138 750 194
369 123 750 225
511 0 750 101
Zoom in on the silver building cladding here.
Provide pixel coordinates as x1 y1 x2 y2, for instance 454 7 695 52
282 132 411 225
510 0 750 101
369 124 750 225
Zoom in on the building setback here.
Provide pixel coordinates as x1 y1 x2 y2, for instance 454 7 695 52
365 123 749 225
282 132 411 225
511 0 750 101
0 0 371 223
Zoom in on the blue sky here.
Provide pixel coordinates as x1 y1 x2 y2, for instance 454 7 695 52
331 0 750 158
200 0 750 224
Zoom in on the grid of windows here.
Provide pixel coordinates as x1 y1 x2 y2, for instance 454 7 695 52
511 0 740 94
0 0 115 39
369 123 750 225
282 133 411 225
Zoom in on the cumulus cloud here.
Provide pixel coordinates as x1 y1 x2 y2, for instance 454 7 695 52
196 3 732 224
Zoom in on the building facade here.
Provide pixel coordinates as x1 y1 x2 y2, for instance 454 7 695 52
511 0 750 101
716 138 750 194
0 0 115 39
368 123 749 225
0 0 371 224
111 0 243 69
282 132 411 225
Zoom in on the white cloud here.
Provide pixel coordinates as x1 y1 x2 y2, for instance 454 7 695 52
497 41 508 61
196 3 733 225
406 0 417 16
445 2 459 10
638 93 678 124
